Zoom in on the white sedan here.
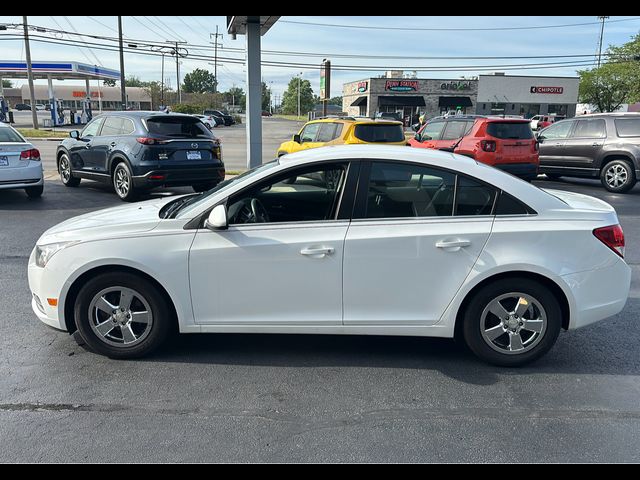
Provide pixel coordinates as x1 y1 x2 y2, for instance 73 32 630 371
28 145 630 366
193 114 218 129
0 122 44 198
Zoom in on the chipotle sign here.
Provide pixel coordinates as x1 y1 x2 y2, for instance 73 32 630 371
530 86 563 94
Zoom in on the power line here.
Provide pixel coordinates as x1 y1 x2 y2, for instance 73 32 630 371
62 16 104 66
279 16 640 32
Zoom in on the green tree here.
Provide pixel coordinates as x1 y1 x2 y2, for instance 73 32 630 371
125 76 145 87
328 96 342 106
2 79 13 88
182 68 217 94
282 77 314 115
223 86 246 109
262 82 271 111
578 33 640 112
103 79 116 87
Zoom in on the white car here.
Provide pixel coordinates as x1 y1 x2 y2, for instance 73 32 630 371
0 123 44 198
35 104 47 111
530 115 544 131
28 145 630 366
193 114 217 129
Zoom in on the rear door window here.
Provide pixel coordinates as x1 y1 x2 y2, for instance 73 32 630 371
441 120 472 140
614 118 640 137
146 116 213 138
486 122 533 139
571 119 606 138
100 117 124 136
354 124 404 143
316 122 343 142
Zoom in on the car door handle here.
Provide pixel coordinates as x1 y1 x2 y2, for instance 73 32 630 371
592 143 602 147
110 142 117 148
85 143 92 149
435 239 471 249
300 247 335 257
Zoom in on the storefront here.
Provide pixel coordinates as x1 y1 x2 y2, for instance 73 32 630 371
14 85 152 111
475 74 579 119
343 76 478 124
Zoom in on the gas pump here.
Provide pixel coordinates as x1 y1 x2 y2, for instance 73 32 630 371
81 96 93 124
55 99 64 125
0 96 8 123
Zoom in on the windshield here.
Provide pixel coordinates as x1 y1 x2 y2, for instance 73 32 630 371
172 160 280 219
0 127 26 143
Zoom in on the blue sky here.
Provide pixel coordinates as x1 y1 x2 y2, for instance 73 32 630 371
2 16 640 101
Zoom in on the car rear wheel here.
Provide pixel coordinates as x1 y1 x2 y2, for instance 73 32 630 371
59 154 81 187
112 162 138 202
25 185 43 198
462 278 562 367
601 160 636 193
74 272 172 359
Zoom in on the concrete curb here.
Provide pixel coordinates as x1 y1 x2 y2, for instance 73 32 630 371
25 137 65 142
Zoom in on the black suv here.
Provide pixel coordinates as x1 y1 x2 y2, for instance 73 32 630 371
203 110 235 126
56 112 225 201
538 113 640 193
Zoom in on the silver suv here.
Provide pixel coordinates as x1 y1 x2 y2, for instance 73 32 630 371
537 113 640 193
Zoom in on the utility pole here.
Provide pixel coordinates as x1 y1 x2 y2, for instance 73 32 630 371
210 26 223 93
597 16 609 68
161 53 165 106
118 16 127 110
168 41 187 104
22 16 38 129
297 72 303 118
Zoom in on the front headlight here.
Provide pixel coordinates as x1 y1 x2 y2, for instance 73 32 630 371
35 241 78 268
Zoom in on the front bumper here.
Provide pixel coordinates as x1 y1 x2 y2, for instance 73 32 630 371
0 161 44 190
132 166 225 188
28 249 66 331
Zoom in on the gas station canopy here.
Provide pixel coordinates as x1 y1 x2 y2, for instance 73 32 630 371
226 16 280 36
0 61 120 80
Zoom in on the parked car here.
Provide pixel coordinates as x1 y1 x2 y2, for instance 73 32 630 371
203 110 234 126
537 113 640 193
375 112 403 122
0 123 43 198
277 117 407 156
408 115 539 180
530 115 544 131
537 115 565 130
29 145 630 366
261 110 273 117
192 114 217 130
14 103 31 111
56 112 225 201
35 104 47 111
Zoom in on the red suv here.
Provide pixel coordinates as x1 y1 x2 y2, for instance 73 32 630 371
408 115 539 180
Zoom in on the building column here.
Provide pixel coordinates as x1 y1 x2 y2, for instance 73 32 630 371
47 75 57 126
245 19 262 169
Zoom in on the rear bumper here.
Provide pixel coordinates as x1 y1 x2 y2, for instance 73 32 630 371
493 162 538 180
563 258 631 330
0 162 44 190
132 166 225 187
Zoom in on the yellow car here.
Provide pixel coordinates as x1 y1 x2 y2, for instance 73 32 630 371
276 117 407 156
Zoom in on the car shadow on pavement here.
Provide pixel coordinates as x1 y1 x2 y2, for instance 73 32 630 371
142 295 640 385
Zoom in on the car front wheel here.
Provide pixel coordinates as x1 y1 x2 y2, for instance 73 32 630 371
462 278 562 367
59 153 81 187
601 159 636 193
74 272 172 359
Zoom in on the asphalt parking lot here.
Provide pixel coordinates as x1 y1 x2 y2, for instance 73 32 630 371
1 172 639 462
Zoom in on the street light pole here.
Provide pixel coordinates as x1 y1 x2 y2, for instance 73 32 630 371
117 16 127 111
297 72 303 119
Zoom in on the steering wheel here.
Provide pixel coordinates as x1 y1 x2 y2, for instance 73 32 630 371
250 198 270 223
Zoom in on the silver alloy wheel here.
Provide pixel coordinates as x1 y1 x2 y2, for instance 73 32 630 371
480 292 547 355
114 165 130 198
59 155 71 183
88 286 153 347
605 164 629 188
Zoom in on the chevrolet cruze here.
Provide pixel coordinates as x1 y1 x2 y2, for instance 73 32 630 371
29 145 631 366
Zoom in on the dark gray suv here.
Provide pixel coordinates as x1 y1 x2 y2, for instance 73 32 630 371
537 113 640 193
56 112 225 201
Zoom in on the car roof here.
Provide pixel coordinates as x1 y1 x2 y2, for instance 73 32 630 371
306 117 402 126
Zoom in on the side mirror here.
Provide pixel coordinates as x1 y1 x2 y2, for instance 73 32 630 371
411 123 420 132
537 134 545 143
69 130 80 139
205 204 228 230
293 134 301 144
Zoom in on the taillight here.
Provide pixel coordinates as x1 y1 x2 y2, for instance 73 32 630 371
480 140 496 152
136 137 166 145
20 148 41 161
593 224 625 258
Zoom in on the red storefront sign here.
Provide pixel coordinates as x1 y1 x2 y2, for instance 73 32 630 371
72 91 103 98
385 80 419 92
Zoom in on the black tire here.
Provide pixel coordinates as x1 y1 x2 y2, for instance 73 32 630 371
192 182 217 193
600 159 636 193
462 277 562 367
74 272 172 359
58 153 81 187
545 173 563 181
25 185 43 198
112 162 138 202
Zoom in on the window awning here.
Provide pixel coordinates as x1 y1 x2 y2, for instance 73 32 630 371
439 96 473 107
350 96 368 107
378 95 426 107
